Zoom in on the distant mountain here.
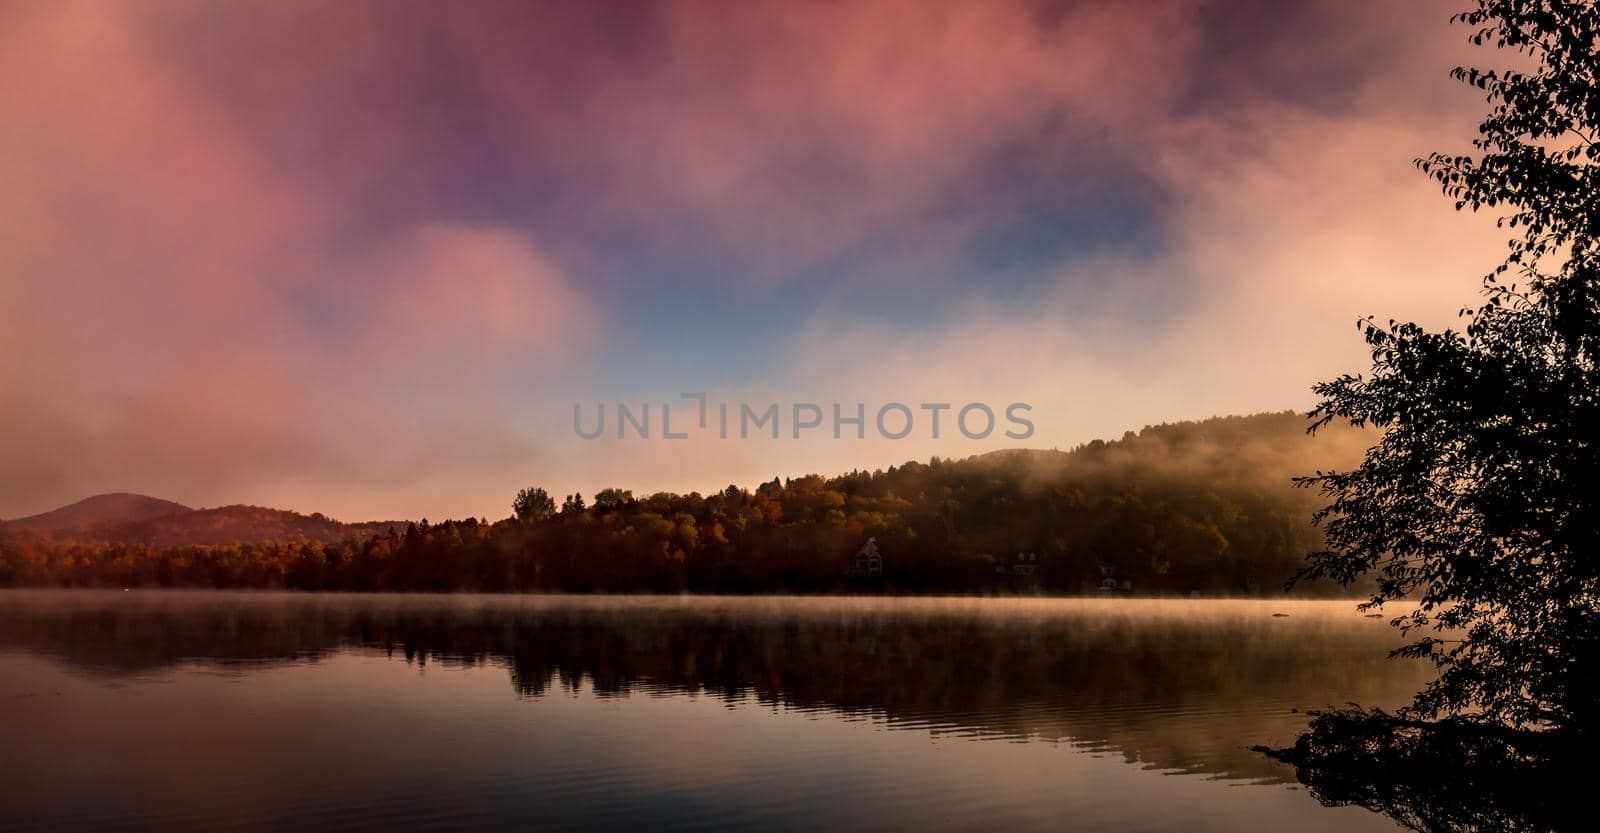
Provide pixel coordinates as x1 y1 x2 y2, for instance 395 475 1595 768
3 494 401 547
7 493 192 533
88 505 403 548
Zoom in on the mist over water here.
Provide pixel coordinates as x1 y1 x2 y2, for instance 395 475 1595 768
0 591 1427 832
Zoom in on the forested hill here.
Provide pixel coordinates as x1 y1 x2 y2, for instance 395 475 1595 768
0 411 1376 595
6 493 192 534
3 499 401 548
73 505 402 548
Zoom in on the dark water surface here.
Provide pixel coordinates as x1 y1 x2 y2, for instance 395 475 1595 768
0 591 1429 832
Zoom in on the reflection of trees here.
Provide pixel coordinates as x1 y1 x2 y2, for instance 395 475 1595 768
1259 708 1584 833
0 594 1426 781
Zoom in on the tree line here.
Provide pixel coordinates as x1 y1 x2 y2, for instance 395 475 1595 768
0 412 1369 595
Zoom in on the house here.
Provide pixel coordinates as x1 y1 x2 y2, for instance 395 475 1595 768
850 537 883 577
1096 560 1120 592
1096 560 1116 591
993 552 1041 579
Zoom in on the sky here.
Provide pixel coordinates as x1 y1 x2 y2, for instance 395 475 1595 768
1 0 1514 521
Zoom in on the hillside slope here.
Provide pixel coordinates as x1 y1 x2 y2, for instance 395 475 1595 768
88 505 402 547
4 497 400 547
7 493 192 532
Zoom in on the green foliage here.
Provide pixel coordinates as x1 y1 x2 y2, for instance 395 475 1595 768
2 413 1369 596
1300 1 1600 731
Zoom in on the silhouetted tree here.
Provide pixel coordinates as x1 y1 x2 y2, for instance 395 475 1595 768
512 487 555 523
1300 1 1600 731
593 488 633 510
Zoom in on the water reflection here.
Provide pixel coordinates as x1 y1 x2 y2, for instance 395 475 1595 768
1263 708 1584 833
0 591 1428 785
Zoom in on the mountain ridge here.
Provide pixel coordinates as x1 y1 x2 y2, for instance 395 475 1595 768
4 495 402 547
6 493 193 532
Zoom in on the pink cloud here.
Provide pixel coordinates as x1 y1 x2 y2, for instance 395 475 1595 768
447 0 1203 279
352 224 596 366
0 2 595 519
0 0 1515 522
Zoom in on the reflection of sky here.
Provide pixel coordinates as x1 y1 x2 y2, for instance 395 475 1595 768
0 595 1422 832
1 0 1506 520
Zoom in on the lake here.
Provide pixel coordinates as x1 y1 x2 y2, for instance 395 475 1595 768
0 591 1431 832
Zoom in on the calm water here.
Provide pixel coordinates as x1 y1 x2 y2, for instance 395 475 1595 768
0 591 1430 833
